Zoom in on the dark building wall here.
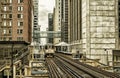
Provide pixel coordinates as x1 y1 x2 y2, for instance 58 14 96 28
118 0 120 49
69 0 82 43
48 13 54 43
61 0 69 43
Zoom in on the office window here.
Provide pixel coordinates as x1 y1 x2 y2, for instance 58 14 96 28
17 14 23 18
10 0 12 3
17 29 23 34
9 6 12 11
18 6 23 11
9 29 12 34
18 0 23 3
9 21 12 26
17 37 23 41
9 14 12 18
3 29 6 34
18 21 23 26
3 37 6 41
3 21 7 26
3 14 7 18
3 6 7 11
4 0 7 3
9 37 12 41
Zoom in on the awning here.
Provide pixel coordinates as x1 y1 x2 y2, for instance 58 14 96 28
55 42 70 46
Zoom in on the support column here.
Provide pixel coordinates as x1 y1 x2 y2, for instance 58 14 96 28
7 69 9 78
13 64 16 78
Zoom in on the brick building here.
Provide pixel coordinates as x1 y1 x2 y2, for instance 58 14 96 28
0 0 33 43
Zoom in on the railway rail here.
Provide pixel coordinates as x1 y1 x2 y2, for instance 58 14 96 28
46 53 120 78
46 58 64 78
55 53 120 78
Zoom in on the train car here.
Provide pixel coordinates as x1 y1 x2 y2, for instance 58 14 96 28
44 43 55 58
45 48 54 57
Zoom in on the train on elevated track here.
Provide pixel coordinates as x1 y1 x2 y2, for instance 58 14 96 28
44 43 55 58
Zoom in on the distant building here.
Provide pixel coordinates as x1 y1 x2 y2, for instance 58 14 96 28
61 0 69 43
54 0 69 43
33 0 40 43
48 13 53 43
54 0 61 44
0 0 33 43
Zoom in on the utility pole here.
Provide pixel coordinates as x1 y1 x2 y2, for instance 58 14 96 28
11 43 14 78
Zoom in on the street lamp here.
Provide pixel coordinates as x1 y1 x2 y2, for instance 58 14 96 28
104 49 109 66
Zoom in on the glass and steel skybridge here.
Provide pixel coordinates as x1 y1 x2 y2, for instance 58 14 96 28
33 31 61 38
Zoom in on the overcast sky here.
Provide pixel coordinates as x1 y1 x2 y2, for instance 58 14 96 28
38 0 55 31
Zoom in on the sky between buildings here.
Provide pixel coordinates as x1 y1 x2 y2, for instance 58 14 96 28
38 0 55 31
38 0 55 44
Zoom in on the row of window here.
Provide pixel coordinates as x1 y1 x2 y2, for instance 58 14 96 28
2 14 12 18
2 13 23 19
0 37 12 41
3 6 23 12
0 37 23 41
2 29 23 35
3 0 23 3
2 29 11 34
2 21 12 26
2 21 23 26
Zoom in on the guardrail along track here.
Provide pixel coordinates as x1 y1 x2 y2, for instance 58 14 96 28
55 53 120 78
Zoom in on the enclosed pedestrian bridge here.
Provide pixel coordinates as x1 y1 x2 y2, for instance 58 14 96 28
33 31 61 38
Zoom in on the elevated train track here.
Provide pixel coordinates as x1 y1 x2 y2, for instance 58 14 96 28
46 53 120 78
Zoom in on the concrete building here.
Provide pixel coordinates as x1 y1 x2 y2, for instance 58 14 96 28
54 0 68 43
33 0 40 43
53 0 61 44
0 0 33 43
68 0 120 70
48 13 53 43
68 0 82 44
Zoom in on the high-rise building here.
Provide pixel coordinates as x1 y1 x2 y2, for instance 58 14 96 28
61 0 69 43
48 13 53 43
0 0 33 43
68 0 82 44
69 0 119 66
33 0 40 43
54 0 61 44
54 0 69 43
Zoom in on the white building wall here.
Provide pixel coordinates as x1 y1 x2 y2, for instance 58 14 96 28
82 0 118 65
54 0 61 44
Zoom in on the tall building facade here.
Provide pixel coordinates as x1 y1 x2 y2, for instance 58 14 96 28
54 0 69 43
68 0 82 44
54 0 61 44
60 0 69 43
33 0 40 43
48 13 53 43
0 0 33 43
69 0 119 66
